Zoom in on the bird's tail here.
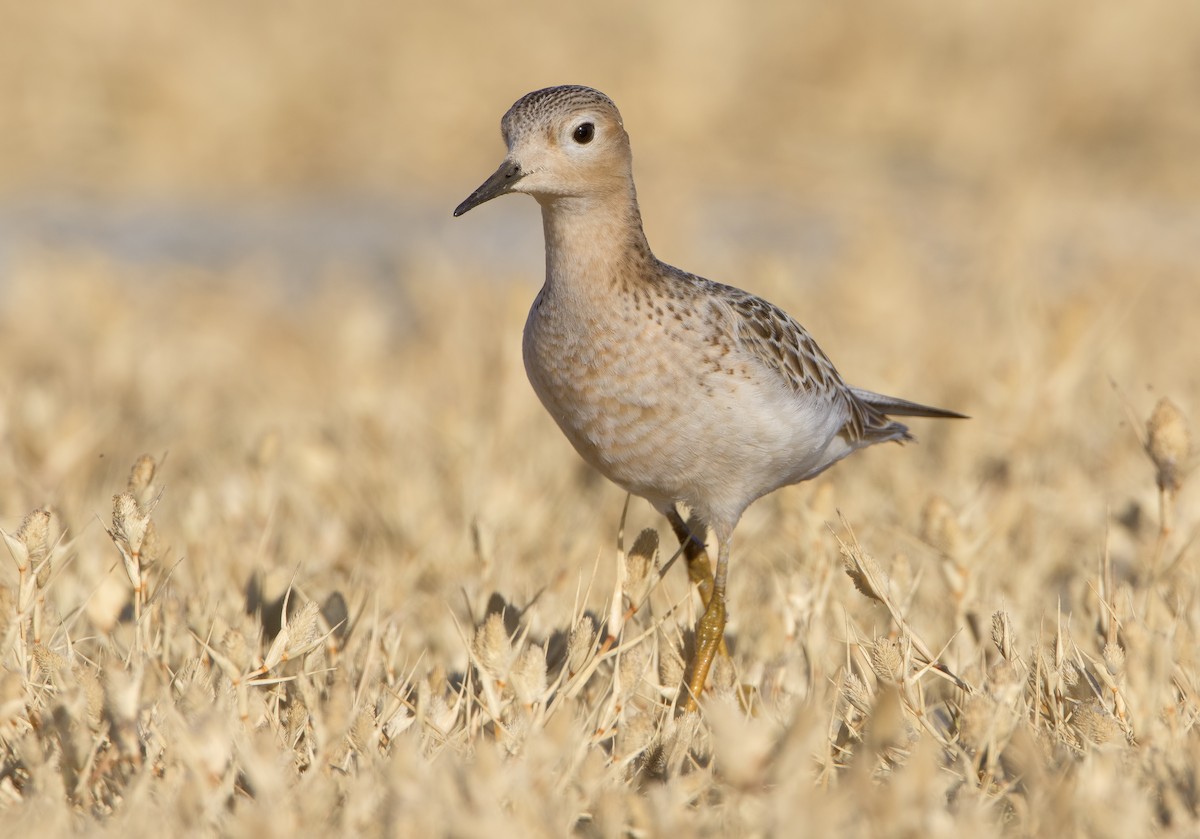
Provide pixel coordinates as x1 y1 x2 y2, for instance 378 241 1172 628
850 387 968 420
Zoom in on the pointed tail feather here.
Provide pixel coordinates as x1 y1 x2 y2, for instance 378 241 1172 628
850 387 968 420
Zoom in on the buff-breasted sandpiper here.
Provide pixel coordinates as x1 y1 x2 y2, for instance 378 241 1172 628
454 85 965 711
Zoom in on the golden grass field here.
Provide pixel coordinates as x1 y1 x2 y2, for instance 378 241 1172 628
2 1 1198 835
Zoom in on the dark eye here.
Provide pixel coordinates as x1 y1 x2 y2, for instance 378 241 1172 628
573 122 595 144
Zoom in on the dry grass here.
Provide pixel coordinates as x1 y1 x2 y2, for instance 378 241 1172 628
2 2 1200 836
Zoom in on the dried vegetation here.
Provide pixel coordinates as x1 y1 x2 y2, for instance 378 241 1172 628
1 1 1199 835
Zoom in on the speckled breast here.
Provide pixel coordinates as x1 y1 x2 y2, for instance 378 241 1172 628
520 289 709 505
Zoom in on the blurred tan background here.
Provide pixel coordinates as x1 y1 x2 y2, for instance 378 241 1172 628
1 4 1199 833
2 0 1196 540
5 0 1199 195
4 0 1198 261
2 0 1198 610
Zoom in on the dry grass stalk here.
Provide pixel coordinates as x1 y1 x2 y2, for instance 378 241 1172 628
1 509 64 678
1146 397 1191 499
1144 397 1192 566
103 458 167 653
834 514 972 695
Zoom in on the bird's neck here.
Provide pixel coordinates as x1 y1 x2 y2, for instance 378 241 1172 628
537 188 655 304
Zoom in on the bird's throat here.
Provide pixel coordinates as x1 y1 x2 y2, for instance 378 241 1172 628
539 193 654 303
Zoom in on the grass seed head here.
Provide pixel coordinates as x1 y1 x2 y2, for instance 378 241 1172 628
141 521 164 568
566 613 597 676
32 642 66 680
15 508 54 588
288 599 323 653
472 611 515 682
1073 701 1124 745
624 527 659 604
991 611 1015 661
16 509 51 564
1103 642 1126 676
127 454 159 505
1061 658 1080 689
110 492 152 587
843 673 874 717
1146 397 1191 493
4 508 53 579
616 709 654 759
263 598 323 670
617 642 651 706
957 693 1020 755
511 644 548 706
657 635 685 690
421 681 457 734
840 539 888 604
349 706 378 753
73 664 105 731
869 637 906 684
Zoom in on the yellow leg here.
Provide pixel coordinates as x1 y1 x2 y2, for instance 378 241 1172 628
667 508 715 605
682 535 730 712
667 508 729 659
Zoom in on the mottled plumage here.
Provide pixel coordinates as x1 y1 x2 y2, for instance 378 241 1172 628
455 85 964 709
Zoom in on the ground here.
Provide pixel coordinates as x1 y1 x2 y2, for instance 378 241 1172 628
0 2 1198 835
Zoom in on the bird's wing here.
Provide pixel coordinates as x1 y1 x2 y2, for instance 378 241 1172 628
719 285 892 443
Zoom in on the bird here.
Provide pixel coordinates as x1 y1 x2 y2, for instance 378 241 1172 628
453 85 964 711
